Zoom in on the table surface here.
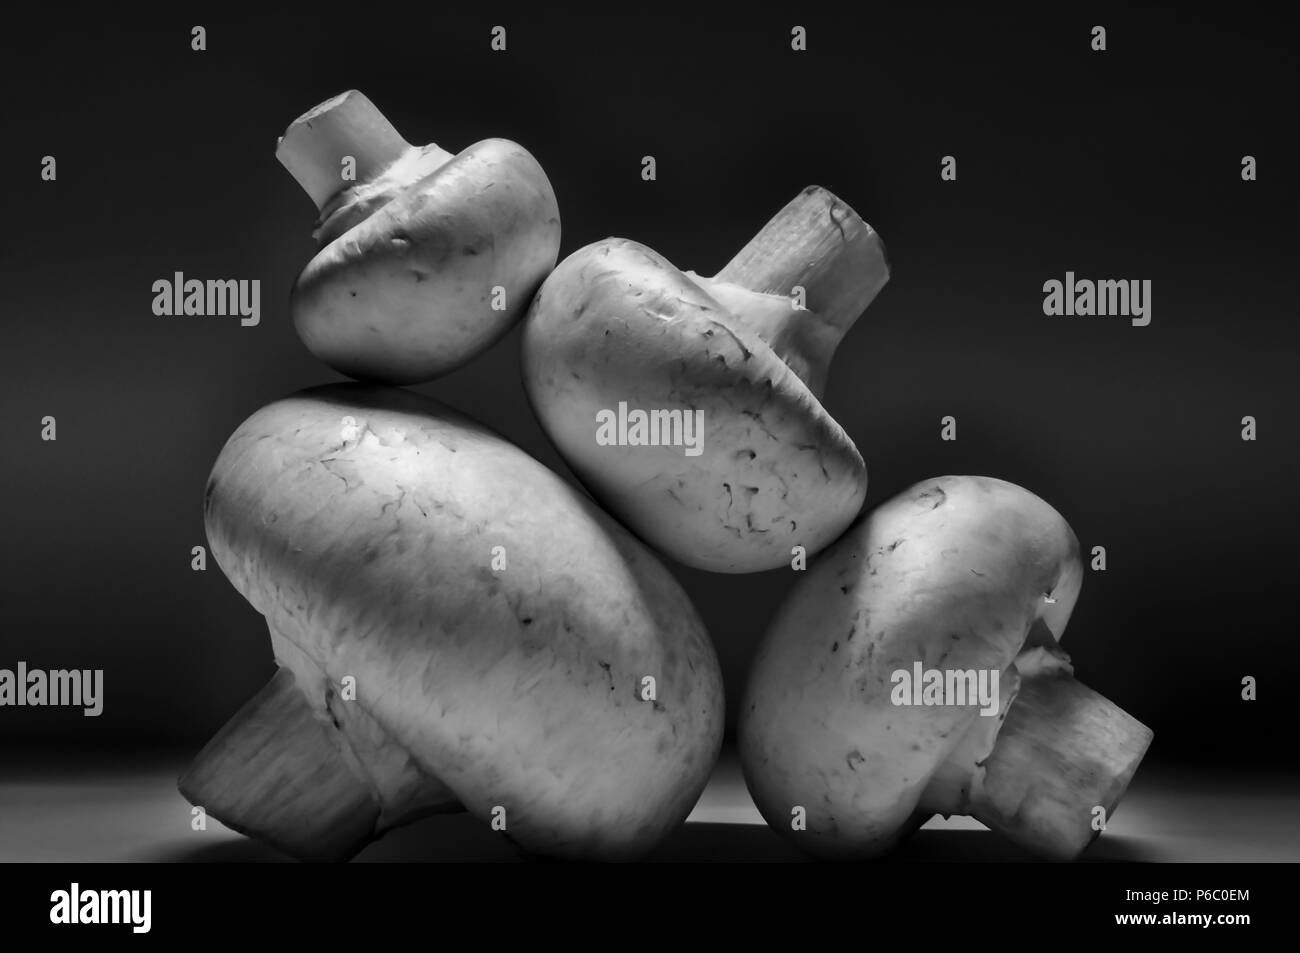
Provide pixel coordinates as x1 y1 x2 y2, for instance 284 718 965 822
2 749 1296 862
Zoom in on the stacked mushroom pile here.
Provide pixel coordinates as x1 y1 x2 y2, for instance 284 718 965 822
181 90 1151 862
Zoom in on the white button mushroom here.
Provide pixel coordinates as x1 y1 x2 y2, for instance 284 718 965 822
521 186 888 573
739 475 1153 860
278 91 561 384
180 384 723 862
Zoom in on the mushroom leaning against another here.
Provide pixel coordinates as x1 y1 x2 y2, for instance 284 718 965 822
739 476 1153 860
521 186 889 573
180 384 723 862
279 90 561 384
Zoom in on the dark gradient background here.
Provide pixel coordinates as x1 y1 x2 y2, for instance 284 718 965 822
2 6 1296 777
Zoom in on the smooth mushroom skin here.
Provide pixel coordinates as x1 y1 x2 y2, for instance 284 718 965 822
185 384 723 861
739 476 1150 860
521 238 868 573
276 91 561 384
292 139 560 384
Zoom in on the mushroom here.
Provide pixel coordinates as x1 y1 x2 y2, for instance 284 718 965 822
738 476 1153 860
278 91 561 384
521 186 888 573
180 384 723 861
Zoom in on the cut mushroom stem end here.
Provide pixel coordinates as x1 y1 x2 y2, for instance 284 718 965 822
970 671 1154 861
276 90 412 210
177 666 381 862
714 186 889 397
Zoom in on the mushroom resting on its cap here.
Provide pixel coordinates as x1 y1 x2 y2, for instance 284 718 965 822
180 384 723 862
278 91 561 384
739 475 1153 860
521 186 888 573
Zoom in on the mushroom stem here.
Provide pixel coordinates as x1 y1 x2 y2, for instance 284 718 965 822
178 667 381 862
276 90 411 211
713 186 889 395
969 671 1153 860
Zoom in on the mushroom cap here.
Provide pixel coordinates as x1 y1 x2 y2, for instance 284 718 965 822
204 383 723 859
738 475 1083 858
292 139 560 384
521 238 867 573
